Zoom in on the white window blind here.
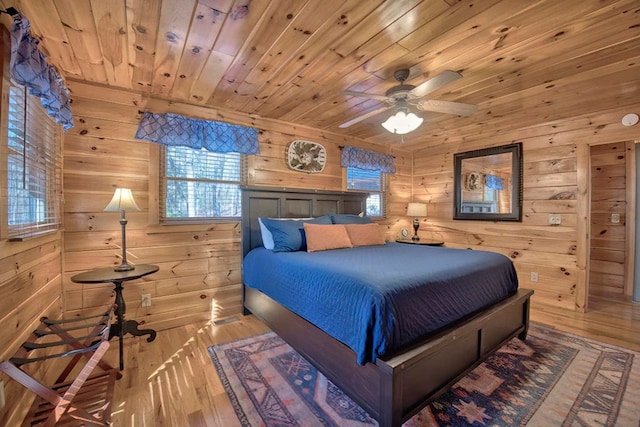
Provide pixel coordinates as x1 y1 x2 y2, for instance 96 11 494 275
160 146 245 220
6 85 62 240
346 167 386 217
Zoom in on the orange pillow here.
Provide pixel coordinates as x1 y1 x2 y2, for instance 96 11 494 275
303 223 353 252
345 223 385 247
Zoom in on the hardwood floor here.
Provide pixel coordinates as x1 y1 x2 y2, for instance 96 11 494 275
530 296 640 351
103 297 639 426
106 315 269 426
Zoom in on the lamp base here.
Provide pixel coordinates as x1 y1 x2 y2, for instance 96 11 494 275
114 215 135 272
412 218 420 241
114 263 135 272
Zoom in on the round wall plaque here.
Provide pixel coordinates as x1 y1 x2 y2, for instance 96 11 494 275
287 140 327 173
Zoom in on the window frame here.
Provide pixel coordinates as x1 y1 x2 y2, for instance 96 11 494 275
344 166 387 219
150 144 247 226
1 57 62 241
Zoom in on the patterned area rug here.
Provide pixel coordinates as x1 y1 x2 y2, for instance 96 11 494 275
208 324 640 426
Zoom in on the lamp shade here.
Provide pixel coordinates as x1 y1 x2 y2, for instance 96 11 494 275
381 110 424 134
407 202 427 217
104 188 141 212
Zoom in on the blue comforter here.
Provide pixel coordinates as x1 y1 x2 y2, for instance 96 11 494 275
243 243 518 365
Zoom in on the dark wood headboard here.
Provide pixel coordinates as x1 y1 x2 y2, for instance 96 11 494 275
240 186 369 257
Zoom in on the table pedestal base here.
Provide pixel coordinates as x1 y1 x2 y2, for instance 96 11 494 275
110 320 156 343
112 280 156 370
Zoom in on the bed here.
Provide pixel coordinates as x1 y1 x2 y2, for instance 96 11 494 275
241 186 533 427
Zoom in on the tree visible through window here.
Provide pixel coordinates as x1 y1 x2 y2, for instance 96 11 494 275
160 146 244 220
346 167 385 217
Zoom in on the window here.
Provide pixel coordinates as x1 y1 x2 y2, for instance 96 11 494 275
483 185 498 213
346 167 386 217
159 146 245 221
4 84 62 240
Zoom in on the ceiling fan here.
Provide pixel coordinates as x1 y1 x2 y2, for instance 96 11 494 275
339 69 477 133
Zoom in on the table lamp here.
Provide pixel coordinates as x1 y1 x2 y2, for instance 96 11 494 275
407 202 427 241
104 188 140 271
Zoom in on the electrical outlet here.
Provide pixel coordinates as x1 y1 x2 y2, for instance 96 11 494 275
548 214 561 225
141 294 151 308
0 380 5 410
530 272 539 283
611 213 620 224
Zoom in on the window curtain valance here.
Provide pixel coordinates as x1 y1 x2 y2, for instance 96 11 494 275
485 174 505 190
10 14 74 131
135 111 260 154
340 145 396 173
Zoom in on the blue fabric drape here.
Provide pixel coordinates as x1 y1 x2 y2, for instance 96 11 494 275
485 174 505 190
135 111 260 154
10 14 74 131
340 145 396 173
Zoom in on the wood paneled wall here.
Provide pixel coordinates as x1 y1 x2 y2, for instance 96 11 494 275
589 142 628 299
62 81 412 332
0 236 64 426
412 106 639 311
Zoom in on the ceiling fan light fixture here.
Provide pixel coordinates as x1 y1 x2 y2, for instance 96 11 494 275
381 109 423 134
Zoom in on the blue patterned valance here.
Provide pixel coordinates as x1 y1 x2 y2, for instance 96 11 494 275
10 14 74 131
340 145 395 173
135 111 259 154
485 174 505 190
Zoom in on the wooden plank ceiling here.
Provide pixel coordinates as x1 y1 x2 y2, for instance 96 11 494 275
1 0 638 149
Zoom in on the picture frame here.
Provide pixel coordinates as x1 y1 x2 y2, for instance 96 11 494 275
453 142 523 221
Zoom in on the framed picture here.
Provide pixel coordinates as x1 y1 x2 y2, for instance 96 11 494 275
287 140 326 173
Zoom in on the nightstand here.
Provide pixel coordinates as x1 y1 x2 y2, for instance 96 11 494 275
395 239 444 246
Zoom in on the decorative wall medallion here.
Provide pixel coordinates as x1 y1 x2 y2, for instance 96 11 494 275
465 172 482 191
287 140 327 173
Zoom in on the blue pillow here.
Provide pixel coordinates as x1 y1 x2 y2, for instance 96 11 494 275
261 215 331 252
330 214 373 224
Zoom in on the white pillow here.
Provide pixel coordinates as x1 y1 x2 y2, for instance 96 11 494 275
258 217 312 250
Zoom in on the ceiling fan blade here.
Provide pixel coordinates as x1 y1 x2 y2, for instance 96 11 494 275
417 99 478 116
342 90 391 102
339 105 393 128
410 70 462 98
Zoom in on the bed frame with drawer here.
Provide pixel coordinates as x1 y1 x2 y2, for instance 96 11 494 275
241 186 533 427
